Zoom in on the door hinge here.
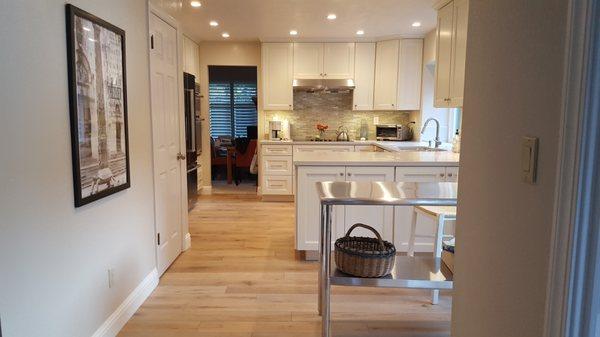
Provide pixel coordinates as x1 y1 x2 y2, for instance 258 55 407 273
157 233 161 245
150 35 154 49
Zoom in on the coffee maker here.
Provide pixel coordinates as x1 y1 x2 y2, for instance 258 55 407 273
269 121 282 140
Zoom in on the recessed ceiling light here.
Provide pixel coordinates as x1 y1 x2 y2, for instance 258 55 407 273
327 13 337 20
412 21 422 27
222 32 230 38
356 30 364 35
209 20 219 27
190 1 201 8
289 30 298 36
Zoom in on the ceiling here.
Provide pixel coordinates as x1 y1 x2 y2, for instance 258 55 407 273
150 0 438 43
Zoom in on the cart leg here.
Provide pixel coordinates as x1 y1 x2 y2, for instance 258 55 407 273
408 208 418 257
318 204 325 316
431 214 446 305
321 205 332 337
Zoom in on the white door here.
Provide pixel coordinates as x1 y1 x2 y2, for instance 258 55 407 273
293 43 324 79
394 167 446 252
434 2 454 108
149 13 183 275
353 43 376 110
344 167 395 242
449 0 469 107
373 40 399 110
262 43 293 110
323 43 355 79
296 166 346 250
396 39 423 110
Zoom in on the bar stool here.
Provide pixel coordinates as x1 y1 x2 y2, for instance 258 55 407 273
407 205 457 304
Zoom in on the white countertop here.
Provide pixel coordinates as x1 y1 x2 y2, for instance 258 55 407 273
293 150 459 167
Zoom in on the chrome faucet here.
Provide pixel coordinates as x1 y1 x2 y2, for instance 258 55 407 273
421 118 442 148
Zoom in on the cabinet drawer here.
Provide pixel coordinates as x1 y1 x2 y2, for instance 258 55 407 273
262 176 293 195
262 144 293 156
262 156 293 175
445 167 459 182
294 145 354 154
395 167 446 182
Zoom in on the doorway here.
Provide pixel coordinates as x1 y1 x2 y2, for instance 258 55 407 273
207 66 259 194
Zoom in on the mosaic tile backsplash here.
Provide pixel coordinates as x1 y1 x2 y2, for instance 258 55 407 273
264 91 414 141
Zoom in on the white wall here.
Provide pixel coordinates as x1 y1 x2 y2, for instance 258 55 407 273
197 42 262 188
414 29 452 143
451 0 568 336
0 1 156 337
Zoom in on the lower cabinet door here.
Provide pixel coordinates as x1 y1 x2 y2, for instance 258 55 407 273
262 175 293 195
296 166 346 250
343 166 395 242
394 166 446 252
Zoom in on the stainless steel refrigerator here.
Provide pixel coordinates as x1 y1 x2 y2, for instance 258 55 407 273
184 72 201 210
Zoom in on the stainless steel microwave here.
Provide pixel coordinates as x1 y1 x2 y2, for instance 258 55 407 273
375 124 400 141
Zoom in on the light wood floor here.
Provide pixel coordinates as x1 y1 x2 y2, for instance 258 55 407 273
118 194 451 337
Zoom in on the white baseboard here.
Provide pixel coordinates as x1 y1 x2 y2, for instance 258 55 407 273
200 185 212 195
91 268 159 337
183 232 192 251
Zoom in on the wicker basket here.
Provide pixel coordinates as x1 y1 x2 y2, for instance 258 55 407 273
334 223 396 278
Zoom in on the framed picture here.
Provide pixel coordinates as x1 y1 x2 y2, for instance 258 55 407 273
65 4 130 207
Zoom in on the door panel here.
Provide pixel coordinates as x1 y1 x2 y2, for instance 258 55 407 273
373 40 399 110
323 43 355 79
150 13 182 276
434 2 453 108
353 43 376 110
344 167 395 242
262 43 293 110
293 43 324 79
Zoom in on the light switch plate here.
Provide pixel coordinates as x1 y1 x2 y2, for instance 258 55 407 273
521 136 539 184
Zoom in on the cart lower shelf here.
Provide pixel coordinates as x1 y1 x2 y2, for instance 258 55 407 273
330 255 453 289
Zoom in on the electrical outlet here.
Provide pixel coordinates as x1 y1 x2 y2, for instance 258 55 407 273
373 116 379 125
108 268 115 289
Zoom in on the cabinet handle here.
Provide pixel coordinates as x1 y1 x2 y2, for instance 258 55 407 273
347 172 352 176
339 172 344 176
320 73 323 77
440 173 445 178
448 173 453 177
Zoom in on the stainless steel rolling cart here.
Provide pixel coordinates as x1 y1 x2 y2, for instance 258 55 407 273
317 181 458 337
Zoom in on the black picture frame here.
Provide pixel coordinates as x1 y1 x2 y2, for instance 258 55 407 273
65 4 130 207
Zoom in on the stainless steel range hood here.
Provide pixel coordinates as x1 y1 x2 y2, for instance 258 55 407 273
293 78 355 92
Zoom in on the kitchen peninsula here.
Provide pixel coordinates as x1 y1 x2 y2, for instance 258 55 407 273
258 140 459 258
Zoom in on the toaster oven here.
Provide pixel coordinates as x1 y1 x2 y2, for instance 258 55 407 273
375 124 400 141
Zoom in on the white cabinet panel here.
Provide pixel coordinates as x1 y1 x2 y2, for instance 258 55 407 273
353 43 376 110
262 43 293 110
344 167 395 242
434 2 454 108
394 166 447 252
294 145 354 154
182 35 199 79
261 144 293 156
354 144 376 152
293 43 324 79
373 40 399 110
262 176 293 195
323 43 355 79
296 166 346 250
449 0 469 107
262 156 293 176
397 39 423 110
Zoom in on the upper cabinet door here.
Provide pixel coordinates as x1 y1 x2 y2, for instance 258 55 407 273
397 39 423 110
262 43 294 110
449 0 469 107
373 40 400 110
434 2 454 108
182 35 199 80
293 43 324 79
323 43 355 79
353 43 376 110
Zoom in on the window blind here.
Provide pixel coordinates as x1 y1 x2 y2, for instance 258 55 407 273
209 81 257 138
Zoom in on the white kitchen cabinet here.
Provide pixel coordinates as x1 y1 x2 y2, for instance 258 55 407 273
343 167 395 242
373 40 400 110
263 176 293 195
323 43 355 79
394 166 457 252
262 43 294 110
262 144 293 156
182 35 199 80
260 143 294 196
396 39 423 110
449 0 469 107
294 145 354 154
445 166 459 182
296 166 346 250
434 2 454 108
293 43 323 79
434 0 469 108
293 43 355 79
262 156 293 176
353 43 376 110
